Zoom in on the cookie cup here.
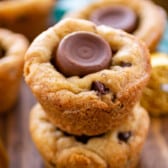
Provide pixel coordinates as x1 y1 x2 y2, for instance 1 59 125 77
65 0 167 51
0 0 55 41
30 103 150 168
0 29 28 113
24 18 150 135
141 53 168 116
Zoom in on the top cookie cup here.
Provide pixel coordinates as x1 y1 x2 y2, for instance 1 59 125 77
24 18 150 136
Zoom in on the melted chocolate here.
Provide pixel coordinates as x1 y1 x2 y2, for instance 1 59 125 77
90 6 137 33
119 61 132 67
91 81 109 95
63 130 105 144
118 131 132 142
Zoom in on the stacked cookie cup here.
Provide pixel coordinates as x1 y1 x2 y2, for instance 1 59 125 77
24 17 151 168
24 0 167 167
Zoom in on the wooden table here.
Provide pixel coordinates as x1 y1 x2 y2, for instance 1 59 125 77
0 80 168 168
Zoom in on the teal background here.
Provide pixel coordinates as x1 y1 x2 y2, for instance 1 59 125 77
53 0 93 21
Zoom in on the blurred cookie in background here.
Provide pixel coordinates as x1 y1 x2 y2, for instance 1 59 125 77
0 0 55 41
24 18 150 136
154 0 168 53
64 0 167 51
0 28 28 114
141 53 168 116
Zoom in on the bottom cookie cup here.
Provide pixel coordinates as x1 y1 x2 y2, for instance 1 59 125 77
30 103 149 168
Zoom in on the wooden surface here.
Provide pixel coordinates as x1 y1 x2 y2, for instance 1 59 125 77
0 80 168 168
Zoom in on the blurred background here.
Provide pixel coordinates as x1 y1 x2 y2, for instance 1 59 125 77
0 1 168 168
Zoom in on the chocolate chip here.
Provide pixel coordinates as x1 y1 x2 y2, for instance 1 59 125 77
75 135 91 144
75 134 105 144
118 103 124 109
60 128 105 144
111 94 117 102
119 61 132 67
118 131 132 142
91 81 109 95
63 132 90 144
49 161 56 167
0 47 6 58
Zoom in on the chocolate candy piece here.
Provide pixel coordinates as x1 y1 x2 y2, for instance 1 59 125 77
119 61 132 67
118 131 132 142
56 32 112 77
90 6 137 33
91 81 109 95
